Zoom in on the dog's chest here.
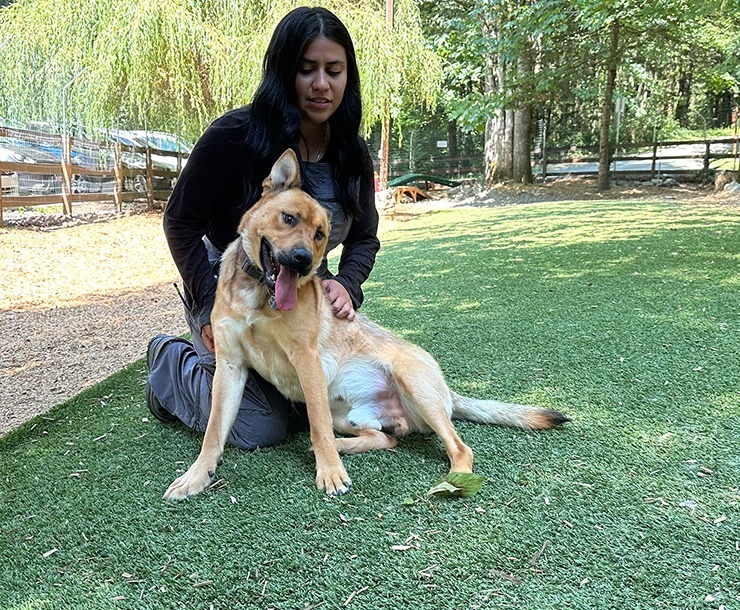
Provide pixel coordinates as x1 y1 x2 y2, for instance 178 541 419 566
230 315 305 400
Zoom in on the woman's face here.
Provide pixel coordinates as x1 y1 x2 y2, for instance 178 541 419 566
295 36 348 127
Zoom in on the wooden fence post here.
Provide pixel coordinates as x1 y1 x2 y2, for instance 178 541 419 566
113 143 123 213
704 142 710 172
541 148 548 180
145 145 154 209
651 143 658 179
61 134 73 216
540 119 548 179
0 172 4 227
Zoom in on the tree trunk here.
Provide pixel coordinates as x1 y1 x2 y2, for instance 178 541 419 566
674 66 692 127
512 50 533 184
513 109 532 183
598 20 620 192
483 16 500 187
379 106 390 189
486 40 533 185
492 109 514 182
447 119 459 164
712 92 733 126
485 117 496 186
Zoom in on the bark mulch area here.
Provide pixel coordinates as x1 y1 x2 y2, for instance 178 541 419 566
0 211 186 435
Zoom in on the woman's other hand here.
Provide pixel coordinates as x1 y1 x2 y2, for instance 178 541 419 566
201 323 215 352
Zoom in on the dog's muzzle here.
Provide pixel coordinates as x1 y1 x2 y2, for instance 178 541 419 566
259 239 313 311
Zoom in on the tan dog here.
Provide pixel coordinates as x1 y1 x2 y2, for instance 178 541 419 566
164 150 568 500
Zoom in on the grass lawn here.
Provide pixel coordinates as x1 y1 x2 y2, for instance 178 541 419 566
1 199 738 609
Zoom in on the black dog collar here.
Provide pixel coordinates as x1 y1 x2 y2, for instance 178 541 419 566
236 240 266 283
235 240 278 310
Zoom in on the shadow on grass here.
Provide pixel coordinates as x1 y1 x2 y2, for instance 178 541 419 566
1 200 737 608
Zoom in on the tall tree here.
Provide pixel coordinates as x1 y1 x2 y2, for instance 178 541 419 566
583 0 709 189
597 19 620 192
421 0 537 185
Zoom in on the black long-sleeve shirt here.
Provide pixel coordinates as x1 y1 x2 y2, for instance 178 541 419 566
163 107 380 330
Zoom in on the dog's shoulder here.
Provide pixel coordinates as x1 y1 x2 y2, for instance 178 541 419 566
218 240 239 275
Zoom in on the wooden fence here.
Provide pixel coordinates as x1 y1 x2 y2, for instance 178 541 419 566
0 126 189 226
3 129 737 226
538 137 739 177
388 154 483 180
384 137 738 184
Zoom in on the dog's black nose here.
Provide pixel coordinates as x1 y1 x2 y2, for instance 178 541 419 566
288 248 313 275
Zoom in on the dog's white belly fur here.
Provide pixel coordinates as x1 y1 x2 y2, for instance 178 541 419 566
326 357 416 435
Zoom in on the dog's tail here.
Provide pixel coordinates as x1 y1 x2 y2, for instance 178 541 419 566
451 392 570 430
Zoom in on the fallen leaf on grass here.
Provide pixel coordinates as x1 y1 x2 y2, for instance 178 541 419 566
427 480 460 496
427 472 486 498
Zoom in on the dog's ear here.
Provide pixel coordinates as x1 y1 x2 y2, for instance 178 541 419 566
263 149 302 194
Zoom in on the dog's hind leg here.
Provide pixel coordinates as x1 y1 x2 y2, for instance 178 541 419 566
334 429 398 455
163 359 247 500
330 406 398 455
392 351 474 474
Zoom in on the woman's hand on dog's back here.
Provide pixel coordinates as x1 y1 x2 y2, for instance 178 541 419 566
323 279 355 321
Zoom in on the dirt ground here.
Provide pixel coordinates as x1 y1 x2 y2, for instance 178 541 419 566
0 177 735 436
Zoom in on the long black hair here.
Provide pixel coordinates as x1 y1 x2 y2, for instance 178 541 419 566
249 6 364 218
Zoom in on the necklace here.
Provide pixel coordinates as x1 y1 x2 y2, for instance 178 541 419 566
299 124 330 163
314 124 330 162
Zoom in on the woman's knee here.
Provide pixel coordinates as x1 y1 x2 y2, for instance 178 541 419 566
226 410 291 450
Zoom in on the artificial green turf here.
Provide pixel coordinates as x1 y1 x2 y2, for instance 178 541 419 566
1 200 738 609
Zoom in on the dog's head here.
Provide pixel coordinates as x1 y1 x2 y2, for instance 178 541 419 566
237 149 330 311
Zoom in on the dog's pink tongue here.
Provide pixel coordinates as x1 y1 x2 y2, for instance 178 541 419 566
275 265 299 311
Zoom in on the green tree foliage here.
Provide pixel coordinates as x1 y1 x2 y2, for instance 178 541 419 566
419 0 740 186
0 0 441 140
419 0 494 132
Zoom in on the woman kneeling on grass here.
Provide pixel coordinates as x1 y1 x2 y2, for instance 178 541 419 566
146 6 380 449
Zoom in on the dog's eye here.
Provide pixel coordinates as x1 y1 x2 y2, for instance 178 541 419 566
282 212 297 226
315 229 325 241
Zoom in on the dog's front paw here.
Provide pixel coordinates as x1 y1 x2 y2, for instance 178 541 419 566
316 464 352 496
163 461 215 501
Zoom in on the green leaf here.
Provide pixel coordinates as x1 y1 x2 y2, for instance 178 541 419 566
427 480 460 496
427 472 486 498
